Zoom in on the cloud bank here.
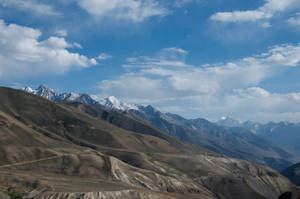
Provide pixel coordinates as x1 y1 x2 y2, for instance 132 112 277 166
211 0 298 23
0 0 59 16
96 44 300 122
78 0 169 22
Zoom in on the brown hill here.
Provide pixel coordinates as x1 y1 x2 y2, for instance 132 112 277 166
0 87 296 199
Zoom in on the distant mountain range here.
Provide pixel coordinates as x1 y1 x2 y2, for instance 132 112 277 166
217 117 300 157
23 85 140 111
22 85 300 171
131 106 299 171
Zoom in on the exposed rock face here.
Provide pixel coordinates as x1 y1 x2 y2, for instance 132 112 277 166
29 190 178 199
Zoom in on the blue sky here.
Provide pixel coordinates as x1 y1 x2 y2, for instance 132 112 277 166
0 0 300 122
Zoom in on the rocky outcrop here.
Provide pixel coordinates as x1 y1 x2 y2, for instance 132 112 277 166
30 190 177 199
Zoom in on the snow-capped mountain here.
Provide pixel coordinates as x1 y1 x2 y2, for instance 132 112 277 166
98 96 139 111
217 116 243 127
216 116 300 156
24 85 57 100
22 85 139 111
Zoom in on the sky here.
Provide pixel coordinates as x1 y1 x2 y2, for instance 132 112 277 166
0 0 300 123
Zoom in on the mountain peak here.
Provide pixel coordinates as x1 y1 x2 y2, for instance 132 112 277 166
34 84 57 100
22 85 141 111
23 86 34 93
36 84 54 92
99 96 138 111
217 116 242 127
37 84 48 89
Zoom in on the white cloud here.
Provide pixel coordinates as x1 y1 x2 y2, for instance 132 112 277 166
78 0 169 22
211 10 270 23
54 29 68 37
0 20 96 79
264 44 300 66
72 42 83 49
262 22 272 28
223 87 300 122
0 0 59 16
96 44 300 121
175 0 193 8
99 58 270 103
157 88 300 123
288 12 300 26
97 53 113 60
124 47 190 68
210 0 298 23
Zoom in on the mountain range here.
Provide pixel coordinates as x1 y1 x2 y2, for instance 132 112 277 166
217 117 300 157
1 86 298 199
22 85 300 171
23 85 140 111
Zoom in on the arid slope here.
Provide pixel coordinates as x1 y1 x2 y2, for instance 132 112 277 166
0 87 296 199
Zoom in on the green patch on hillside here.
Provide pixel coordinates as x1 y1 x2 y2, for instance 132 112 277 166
5 187 27 199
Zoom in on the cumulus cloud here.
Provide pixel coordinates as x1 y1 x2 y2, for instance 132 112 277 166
223 87 300 122
210 0 298 23
0 0 59 16
0 20 96 79
96 44 300 121
263 44 300 66
78 0 169 22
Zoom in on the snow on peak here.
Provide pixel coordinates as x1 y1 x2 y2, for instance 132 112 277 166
99 96 138 111
217 116 242 127
22 85 141 111
221 116 227 120
23 86 34 93
68 92 80 101
22 85 57 100
35 85 57 100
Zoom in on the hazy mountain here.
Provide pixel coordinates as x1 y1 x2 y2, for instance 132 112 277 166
282 162 300 186
217 117 300 157
131 107 299 171
0 87 297 199
217 116 243 127
23 85 299 171
254 122 300 157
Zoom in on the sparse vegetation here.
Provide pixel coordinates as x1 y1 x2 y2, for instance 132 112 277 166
5 187 27 199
